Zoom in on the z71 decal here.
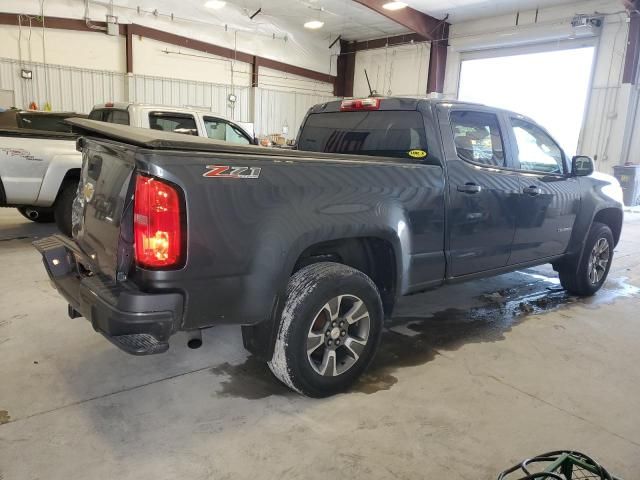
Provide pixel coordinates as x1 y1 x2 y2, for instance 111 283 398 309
203 165 261 179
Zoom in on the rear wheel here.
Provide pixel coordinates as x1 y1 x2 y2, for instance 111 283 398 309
559 222 614 297
17 207 55 223
54 179 79 237
268 262 383 397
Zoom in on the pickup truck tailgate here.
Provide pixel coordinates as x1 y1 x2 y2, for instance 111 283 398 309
74 140 135 279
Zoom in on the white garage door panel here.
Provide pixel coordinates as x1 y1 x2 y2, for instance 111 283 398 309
458 45 595 156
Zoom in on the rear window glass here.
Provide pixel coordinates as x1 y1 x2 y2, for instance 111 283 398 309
88 109 104 121
89 109 129 125
104 109 129 125
298 111 427 159
18 114 75 132
149 112 197 136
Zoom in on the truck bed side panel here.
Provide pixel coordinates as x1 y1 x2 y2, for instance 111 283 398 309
134 151 446 329
0 135 78 206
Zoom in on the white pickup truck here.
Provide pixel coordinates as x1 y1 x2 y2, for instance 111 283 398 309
0 103 256 235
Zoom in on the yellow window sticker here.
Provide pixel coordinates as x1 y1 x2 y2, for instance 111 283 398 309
408 149 427 159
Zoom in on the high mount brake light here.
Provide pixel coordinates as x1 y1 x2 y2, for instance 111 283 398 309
340 98 381 111
134 175 183 269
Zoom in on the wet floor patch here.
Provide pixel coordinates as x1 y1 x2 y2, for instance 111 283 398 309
353 274 640 394
210 356 292 400
208 271 639 399
0 410 10 425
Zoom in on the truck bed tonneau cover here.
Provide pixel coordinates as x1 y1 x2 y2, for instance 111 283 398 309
66 118 406 164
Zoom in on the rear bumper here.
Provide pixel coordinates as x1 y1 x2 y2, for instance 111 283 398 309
33 235 183 355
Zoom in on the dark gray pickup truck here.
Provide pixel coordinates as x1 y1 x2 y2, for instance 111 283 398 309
34 97 624 397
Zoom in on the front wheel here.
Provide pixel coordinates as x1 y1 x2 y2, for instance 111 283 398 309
559 222 614 297
268 262 384 398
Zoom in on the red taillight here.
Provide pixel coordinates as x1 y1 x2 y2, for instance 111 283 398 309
340 98 381 111
134 175 183 269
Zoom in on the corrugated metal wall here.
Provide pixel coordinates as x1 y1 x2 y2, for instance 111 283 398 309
0 56 336 139
254 88 335 138
127 74 251 123
0 57 126 113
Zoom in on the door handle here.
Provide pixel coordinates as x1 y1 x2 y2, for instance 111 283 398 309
523 186 542 196
457 183 482 194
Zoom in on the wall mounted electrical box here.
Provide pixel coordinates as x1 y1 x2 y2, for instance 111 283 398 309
106 15 119 36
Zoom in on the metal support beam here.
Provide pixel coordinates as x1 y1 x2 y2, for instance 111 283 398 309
352 0 445 41
335 40 356 97
427 23 449 94
125 24 133 74
251 56 260 87
623 11 640 85
254 57 335 84
349 2 450 94
350 33 427 51
0 12 125 34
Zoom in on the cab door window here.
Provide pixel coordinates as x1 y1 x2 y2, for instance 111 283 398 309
511 118 564 174
203 117 251 145
450 111 506 167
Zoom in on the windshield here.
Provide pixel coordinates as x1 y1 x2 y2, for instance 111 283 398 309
298 111 428 159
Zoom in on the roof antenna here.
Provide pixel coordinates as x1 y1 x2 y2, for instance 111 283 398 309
364 69 378 97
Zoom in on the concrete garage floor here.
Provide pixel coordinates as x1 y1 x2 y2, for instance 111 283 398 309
1 208 639 480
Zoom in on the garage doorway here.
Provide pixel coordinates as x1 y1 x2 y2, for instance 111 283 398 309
457 42 596 155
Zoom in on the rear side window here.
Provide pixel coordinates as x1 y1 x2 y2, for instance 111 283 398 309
298 111 428 159
104 109 129 125
450 111 505 167
88 109 105 121
149 112 197 136
89 109 129 125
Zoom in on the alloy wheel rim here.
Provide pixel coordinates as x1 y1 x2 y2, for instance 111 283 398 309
587 237 610 285
306 294 370 377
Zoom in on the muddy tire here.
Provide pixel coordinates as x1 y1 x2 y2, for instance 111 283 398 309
268 262 383 398
54 179 78 237
17 207 55 223
559 222 614 297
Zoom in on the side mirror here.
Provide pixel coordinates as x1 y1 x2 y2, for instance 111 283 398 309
572 155 594 177
252 137 260 146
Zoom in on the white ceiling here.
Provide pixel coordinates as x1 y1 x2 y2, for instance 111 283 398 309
109 0 410 42
106 0 583 42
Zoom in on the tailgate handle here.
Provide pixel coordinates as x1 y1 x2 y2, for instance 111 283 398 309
457 183 482 194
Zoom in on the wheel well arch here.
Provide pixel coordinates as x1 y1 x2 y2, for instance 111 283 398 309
292 236 398 318
0 176 6 205
61 168 80 184
55 168 80 199
593 208 623 246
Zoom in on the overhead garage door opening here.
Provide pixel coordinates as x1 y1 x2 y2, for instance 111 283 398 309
458 46 596 155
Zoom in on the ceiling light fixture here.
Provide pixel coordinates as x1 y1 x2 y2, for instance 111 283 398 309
382 1 408 10
304 20 325 29
204 0 226 9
